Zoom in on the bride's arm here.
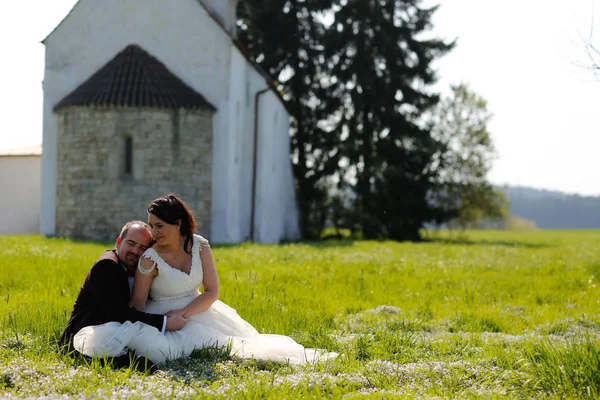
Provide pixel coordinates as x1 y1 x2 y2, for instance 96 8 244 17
130 257 159 311
180 243 219 318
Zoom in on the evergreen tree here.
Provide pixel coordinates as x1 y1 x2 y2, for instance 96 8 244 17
326 0 454 240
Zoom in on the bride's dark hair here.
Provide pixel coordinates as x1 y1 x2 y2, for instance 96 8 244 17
147 194 197 254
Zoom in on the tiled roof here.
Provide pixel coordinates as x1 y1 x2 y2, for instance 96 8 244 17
54 44 216 112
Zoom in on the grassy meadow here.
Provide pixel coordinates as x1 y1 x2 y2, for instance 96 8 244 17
0 230 599 399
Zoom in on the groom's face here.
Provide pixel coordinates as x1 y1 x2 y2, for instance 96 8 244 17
116 226 153 268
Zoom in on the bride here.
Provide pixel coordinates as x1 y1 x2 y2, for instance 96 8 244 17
74 194 336 365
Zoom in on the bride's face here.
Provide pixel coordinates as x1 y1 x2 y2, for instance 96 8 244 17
148 213 180 246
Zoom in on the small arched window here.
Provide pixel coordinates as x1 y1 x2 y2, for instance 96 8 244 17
124 136 133 175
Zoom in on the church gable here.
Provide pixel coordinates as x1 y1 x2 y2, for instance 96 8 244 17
42 0 285 113
43 0 238 44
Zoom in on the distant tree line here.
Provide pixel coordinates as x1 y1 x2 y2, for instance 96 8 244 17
237 0 505 240
504 187 600 229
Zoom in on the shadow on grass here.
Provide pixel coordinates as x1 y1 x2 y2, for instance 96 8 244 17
159 346 234 383
300 239 356 248
48 235 243 250
61 344 236 381
160 345 293 383
44 231 552 250
425 237 553 249
298 234 552 249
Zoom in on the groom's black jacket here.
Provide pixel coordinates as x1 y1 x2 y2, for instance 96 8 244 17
58 250 164 352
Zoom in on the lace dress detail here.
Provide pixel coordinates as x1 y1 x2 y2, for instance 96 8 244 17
74 234 337 365
137 260 156 276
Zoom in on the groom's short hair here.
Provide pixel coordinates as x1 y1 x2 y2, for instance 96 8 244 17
119 220 151 240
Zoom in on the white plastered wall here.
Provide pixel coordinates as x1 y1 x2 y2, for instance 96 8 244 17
0 156 41 234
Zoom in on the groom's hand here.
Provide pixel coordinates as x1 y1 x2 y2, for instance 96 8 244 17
166 312 187 331
165 308 187 317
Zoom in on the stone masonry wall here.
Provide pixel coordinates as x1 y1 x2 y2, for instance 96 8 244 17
56 107 213 240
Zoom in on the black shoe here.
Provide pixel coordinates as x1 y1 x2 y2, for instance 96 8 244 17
133 355 159 375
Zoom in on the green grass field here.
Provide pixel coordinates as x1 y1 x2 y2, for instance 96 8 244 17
1 230 599 399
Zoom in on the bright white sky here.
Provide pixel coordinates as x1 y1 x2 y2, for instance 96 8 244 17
0 0 598 195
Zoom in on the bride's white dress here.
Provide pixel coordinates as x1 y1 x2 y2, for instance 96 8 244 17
73 235 337 365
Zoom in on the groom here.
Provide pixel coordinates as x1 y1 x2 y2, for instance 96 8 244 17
58 220 187 371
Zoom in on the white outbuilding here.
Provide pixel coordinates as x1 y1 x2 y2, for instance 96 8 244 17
0 145 42 235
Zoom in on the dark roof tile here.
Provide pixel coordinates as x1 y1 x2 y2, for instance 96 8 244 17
54 44 216 112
